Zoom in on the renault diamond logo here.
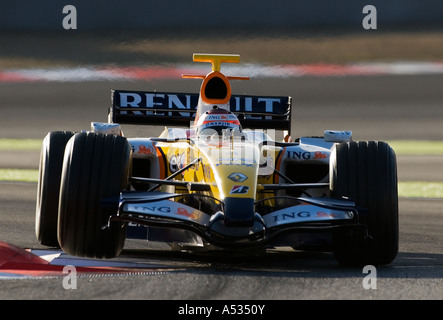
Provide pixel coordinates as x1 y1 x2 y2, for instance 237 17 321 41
228 172 248 182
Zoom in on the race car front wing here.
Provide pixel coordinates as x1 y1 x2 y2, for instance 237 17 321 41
103 191 365 249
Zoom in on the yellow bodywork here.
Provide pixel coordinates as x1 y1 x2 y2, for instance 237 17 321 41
155 136 281 203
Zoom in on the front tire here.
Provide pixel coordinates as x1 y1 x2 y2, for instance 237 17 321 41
35 131 75 247
330 141 398 266
58 132 131 258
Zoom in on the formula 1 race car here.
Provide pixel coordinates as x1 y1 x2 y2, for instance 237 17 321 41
35 53 398 266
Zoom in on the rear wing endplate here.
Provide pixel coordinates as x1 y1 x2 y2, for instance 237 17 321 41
109 90 292 132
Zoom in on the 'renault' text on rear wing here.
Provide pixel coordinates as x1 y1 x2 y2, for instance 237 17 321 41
109 90 292 132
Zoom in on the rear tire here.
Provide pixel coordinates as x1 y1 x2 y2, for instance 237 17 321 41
330 141 398 266
35 131 74 247
58 132 131 258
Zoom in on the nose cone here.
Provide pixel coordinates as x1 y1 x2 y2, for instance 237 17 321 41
223 197 255 227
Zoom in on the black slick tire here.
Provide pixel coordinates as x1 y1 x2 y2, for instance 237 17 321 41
58 132 131 258
330 141 399 266
35 131 75 247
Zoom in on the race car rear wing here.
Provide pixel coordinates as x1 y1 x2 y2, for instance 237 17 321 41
109 90 292 132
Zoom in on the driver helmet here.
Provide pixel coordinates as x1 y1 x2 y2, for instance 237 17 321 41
196 106 241 137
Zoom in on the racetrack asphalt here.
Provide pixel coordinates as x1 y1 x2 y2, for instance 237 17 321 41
0 74 442 300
